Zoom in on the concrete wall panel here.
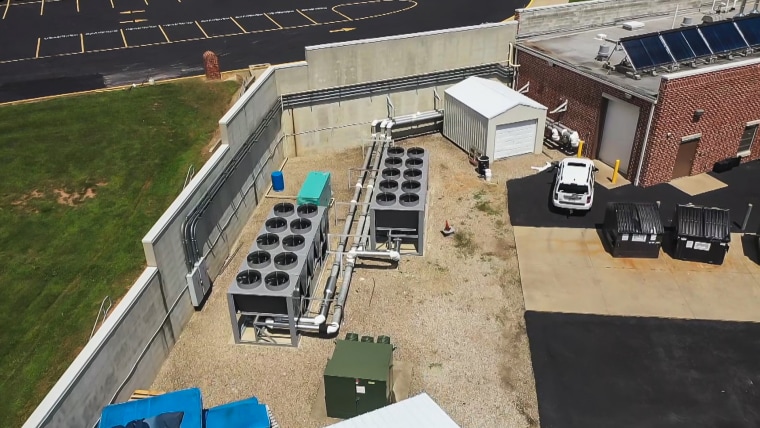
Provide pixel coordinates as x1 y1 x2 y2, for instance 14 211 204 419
515 0 712 38
24 268 178 428
305 23 516 89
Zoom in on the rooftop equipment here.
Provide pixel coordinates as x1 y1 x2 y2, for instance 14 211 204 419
602 202 665 258
672 204 731 265
297 171 332 207
369 146 430 255
227 202 329 346
324 337 394 419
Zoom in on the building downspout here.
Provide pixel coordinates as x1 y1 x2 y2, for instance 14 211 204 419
289 108 299 157
634 101 657 187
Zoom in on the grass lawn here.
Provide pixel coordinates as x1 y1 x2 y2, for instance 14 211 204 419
0 79 238 426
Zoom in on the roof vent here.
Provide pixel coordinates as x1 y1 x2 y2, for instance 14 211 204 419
681 16 695 26
621 21 645 30
596 45 612 61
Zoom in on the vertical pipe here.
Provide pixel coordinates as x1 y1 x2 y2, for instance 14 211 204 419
612 159 621 184
736 0 749 16
634 101 657 187
577 140 584 158
741 203 753 231
671 4 680 29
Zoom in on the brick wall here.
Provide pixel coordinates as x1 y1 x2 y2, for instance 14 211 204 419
640 61 760 186
515 50 654 179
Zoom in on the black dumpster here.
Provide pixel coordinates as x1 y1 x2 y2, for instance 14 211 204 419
672 204 731 265
602 202 665 258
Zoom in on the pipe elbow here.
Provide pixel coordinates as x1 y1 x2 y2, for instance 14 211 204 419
326 323 340 335
314 314 326 325
389 251 401 262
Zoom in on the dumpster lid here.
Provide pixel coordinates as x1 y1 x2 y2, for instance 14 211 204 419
607 202 664 235
676 204 731 242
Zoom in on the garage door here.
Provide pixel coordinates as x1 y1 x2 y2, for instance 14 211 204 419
598 96 640 174
494 120 537 159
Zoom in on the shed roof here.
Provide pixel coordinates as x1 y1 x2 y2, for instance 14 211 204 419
444 76 547 119
676 204 731 243
325 393 461 428
606 202 664 235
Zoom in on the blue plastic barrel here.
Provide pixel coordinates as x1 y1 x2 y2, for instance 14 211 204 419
271 171 285 192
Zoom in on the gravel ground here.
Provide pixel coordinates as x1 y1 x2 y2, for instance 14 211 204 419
151 133 554 428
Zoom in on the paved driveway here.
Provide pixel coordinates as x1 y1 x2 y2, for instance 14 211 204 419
526 311 760 428
515 227 760 322
507 159 760 233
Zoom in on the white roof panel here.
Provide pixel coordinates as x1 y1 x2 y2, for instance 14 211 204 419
325 393 461 428
445 76 547 119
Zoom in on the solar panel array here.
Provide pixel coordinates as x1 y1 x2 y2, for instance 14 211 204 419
619 15 760 72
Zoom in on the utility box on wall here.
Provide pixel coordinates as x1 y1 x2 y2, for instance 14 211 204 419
324 338 394 419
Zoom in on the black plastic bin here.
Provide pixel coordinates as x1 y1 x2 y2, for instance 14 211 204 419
602 202 665 258
477 156 490 176
672 204 731 265
713 157 741 173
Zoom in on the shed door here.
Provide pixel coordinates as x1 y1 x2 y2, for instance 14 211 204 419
494 119 537 159
598 97 640 174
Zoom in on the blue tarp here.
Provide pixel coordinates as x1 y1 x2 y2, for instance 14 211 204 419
99 388 203 428
205 397 270 428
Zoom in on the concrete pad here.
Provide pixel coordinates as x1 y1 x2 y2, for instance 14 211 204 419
515 226 760 322
669 173 727 196
593 160 630 190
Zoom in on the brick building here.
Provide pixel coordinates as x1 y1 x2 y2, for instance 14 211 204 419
513 6 760 187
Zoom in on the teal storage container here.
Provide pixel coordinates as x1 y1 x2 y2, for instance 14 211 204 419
297 171 332 207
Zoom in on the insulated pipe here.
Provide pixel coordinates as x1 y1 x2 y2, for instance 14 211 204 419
309 122 382 325
328 138 388 332
266 138 389 333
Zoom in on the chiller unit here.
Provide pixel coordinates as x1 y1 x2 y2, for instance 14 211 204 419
369 146 429 255
227 202 329 346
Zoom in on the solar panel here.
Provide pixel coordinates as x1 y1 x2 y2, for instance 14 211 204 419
621 39 654 70
734 16 760 47
698 21 749 54
621 35 674 70
681 28 713 57
660 31 696 62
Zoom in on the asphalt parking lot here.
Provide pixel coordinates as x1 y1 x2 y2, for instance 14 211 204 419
507 159 760 234
526 311 760 428
0 0 527 101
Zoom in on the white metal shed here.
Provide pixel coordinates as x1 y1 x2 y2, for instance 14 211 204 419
443 76 547 160
325 393 461 428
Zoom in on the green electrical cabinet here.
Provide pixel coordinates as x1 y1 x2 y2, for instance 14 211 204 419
323 338 393 419
297 171 332 207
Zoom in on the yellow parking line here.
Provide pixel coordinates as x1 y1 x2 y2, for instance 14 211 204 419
331 7 352 21
158 24 170 42
230 16 247 33
80 33 84 52
2 0 10 19
195 20 209 38
120 28 127 47
263 13 282 29
296 9 318 25
35 37 40 58
39 0 43 15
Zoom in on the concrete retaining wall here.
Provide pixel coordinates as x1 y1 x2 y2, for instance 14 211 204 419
23 268 179 428
515 0 713 38
24 68 286 428
24 23 518 428
304 23 516 89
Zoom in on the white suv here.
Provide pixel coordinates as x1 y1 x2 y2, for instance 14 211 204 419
552 158 597 212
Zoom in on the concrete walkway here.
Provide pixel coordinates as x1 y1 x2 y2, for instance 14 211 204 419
515 227 760 321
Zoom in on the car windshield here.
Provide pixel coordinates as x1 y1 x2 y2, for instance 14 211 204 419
558 183 589 194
